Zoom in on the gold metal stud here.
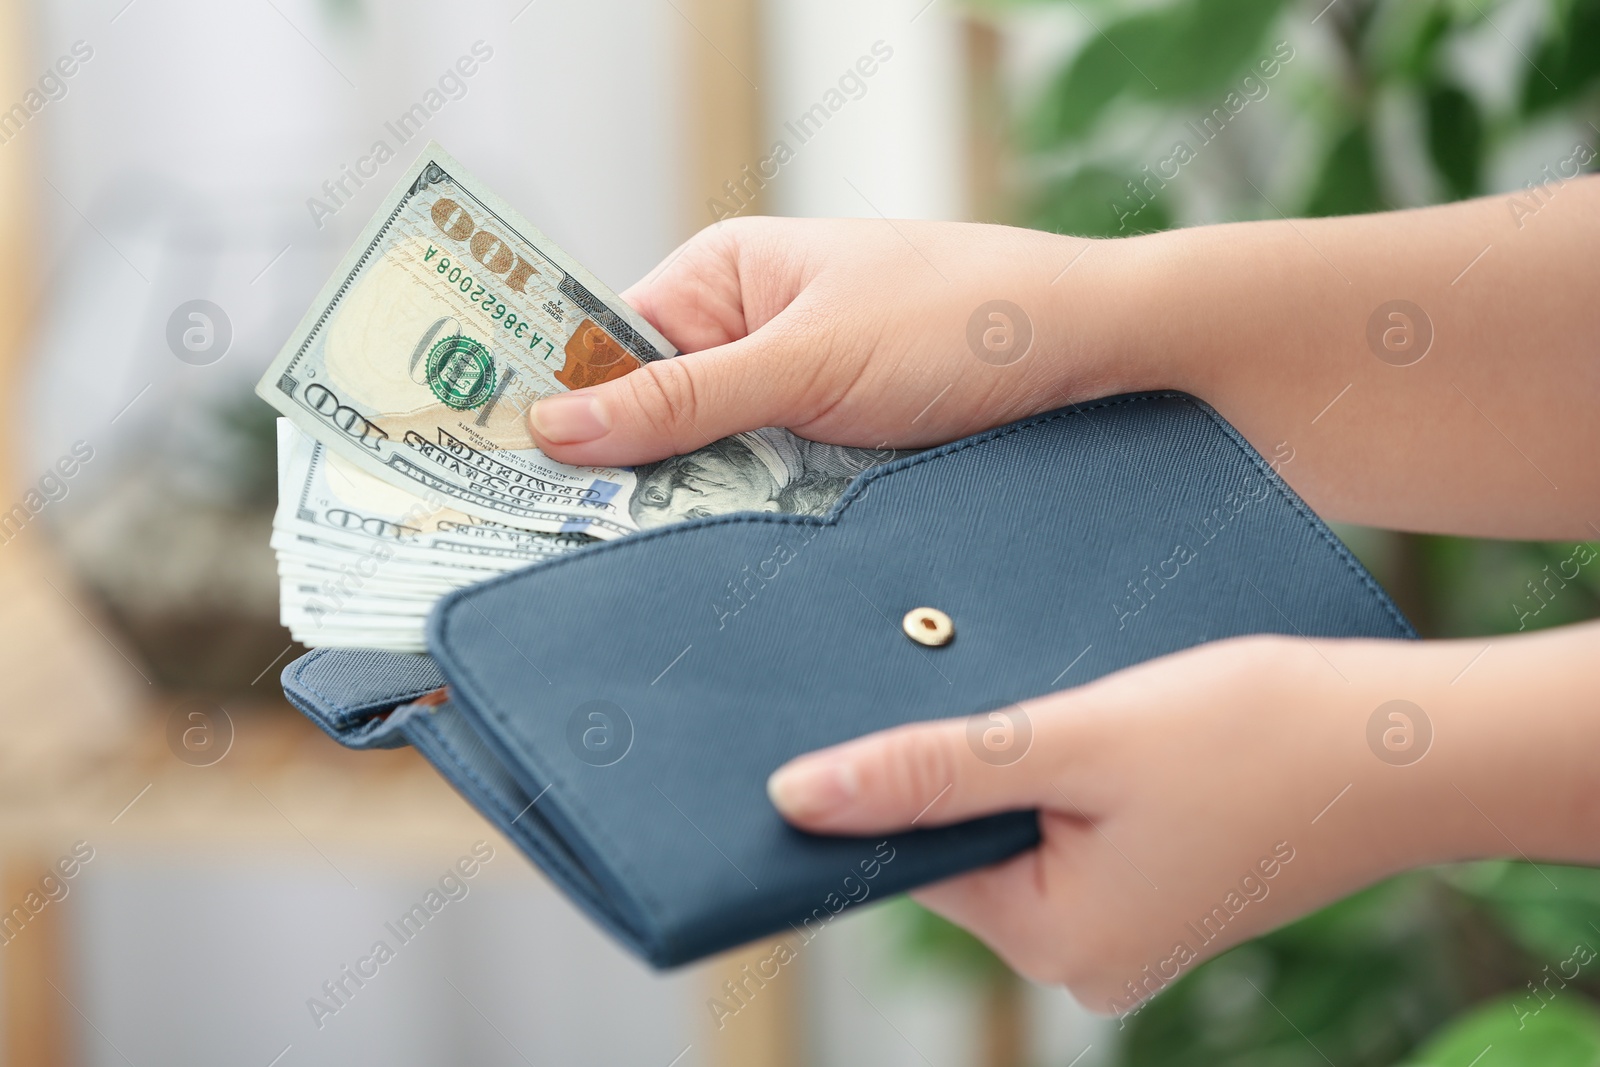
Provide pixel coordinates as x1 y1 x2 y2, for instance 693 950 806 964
902 606 954 647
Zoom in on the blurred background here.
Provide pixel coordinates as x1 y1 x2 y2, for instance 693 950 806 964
0 0 1595 1063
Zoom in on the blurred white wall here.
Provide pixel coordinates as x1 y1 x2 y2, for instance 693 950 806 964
756 0 968 220
23 0 687 489
69 847 705 1067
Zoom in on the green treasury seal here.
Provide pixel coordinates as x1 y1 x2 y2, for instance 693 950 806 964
425 335 497 410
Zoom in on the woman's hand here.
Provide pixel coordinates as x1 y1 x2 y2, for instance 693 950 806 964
764 624 1600 1013
532 186 1600 539
526 217 1145 467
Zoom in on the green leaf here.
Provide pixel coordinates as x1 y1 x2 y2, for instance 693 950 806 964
1522 0 1600 114
1152 0 1291 99
1304 121 1386 217
1402 994 1600 1067
1450 861 1600 966
1024 0 1289 146
1030 166 1172 237
1364 0 1455 81
1026 12 1175 146
1425 84 1484 199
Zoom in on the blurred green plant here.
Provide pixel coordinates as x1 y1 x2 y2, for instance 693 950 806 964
896 1 1600 1063
1402 994 1600 1067
208 388 280 511
317 0 363 23
1122 863 1600 1066
1020 0 1600 235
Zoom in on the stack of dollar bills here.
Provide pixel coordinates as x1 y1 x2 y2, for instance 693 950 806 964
272 418 594 651
260 144 897 653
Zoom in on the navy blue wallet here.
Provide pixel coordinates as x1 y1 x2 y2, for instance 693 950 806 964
280 392 1414 966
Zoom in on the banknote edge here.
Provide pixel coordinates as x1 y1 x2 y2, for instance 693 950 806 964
255 139 674 414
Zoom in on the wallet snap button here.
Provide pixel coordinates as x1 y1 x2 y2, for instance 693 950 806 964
903 607 954 647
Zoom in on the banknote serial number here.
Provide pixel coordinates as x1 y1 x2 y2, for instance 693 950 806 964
423 246 557 360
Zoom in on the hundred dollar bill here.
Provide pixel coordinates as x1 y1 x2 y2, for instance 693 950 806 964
257 141 902 541
273 419 588 651
274 552 489 593
273 419 589 572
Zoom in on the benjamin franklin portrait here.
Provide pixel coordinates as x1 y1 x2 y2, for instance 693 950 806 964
627 428 902 528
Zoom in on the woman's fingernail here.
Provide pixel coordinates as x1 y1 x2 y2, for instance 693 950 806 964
529 393 609 444
767 758 858 821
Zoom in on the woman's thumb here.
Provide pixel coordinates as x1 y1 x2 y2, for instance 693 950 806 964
766 710 1062 836
527 333 799 467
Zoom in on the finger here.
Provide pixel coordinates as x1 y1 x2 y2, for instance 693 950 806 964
620 217 808 357
765 705 1069 835
526 317 814 467
619 232 751 356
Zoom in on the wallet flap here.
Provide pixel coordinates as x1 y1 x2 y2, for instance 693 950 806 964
391 694 658 948
281 647 446 749
426 393 1413 965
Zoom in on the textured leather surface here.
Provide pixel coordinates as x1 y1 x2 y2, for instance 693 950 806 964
410 392 1414 966
394 695 658 950
280 648 444 749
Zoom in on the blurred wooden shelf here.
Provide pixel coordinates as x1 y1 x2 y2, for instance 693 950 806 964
0 695 501 852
